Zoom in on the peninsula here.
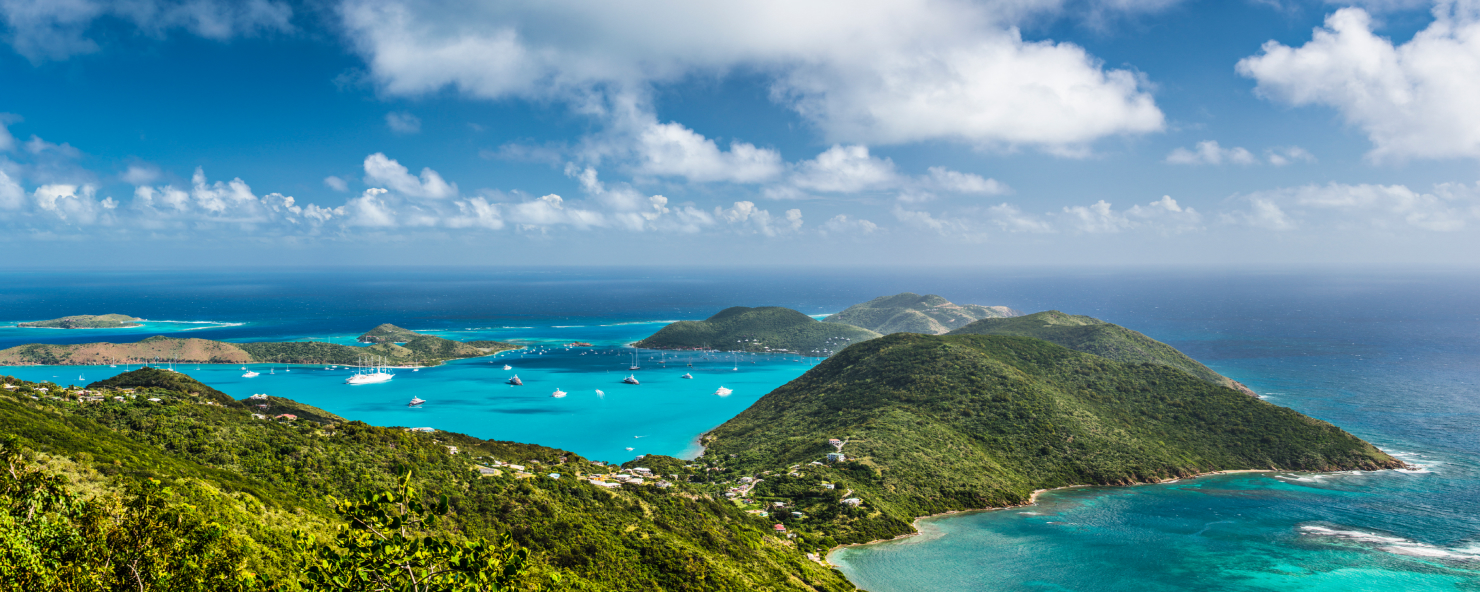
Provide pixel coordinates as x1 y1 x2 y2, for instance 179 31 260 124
357 323 422 343
699 332 1402 547
17 314 142 329
823 293 1020 335
636 306 881 356
0 327 519 367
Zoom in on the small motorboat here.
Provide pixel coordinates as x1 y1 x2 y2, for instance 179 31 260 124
623 374 640 385
681 373 693 379
626 447 634 451
242 370 260 378
508 375 523 386
714 386 732 397
551 388 567 398
504 364 512 370
408 397 425 406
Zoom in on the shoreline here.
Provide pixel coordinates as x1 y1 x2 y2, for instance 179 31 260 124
824 468 1291 561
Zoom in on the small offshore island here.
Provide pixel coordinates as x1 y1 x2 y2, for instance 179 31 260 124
0 294 1406 591
17 313 143 329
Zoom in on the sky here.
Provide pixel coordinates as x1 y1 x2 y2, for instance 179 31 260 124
1 0 1479 267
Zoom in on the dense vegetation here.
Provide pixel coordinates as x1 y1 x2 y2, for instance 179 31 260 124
357 324 423 344
948 310 1249 391
0 334 519 367
17 314 142 329
0 374 854 591
701 333 1401 544
636 307 880 357
823 293 1019 335
87 367 238 406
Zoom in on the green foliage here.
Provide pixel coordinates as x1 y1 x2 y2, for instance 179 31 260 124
822 293 1019 335
0 436 261 592
296 472 529 592
236 337 516 367
18 314 141 329
0 375 854 591
637 307 880 357
702 333 1402 544
88 368 239 406
246 396 347 424
948 310 1235 388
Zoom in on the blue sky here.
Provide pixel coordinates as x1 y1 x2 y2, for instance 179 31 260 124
2 0 1478 267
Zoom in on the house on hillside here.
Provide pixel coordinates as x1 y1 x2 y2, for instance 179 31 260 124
275 414 298 421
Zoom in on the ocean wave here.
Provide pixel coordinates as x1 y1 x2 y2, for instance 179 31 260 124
1387 451 1440 474
1300 525 1480 562
551 325 585 328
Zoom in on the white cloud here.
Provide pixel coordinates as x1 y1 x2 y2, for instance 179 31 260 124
893 205 973 235
32 183 110 223
789 145 899 193
447 196 505 230
0 113 17 151
121 164 159 185
632 120 782 183
342 187 397 227
362 152 457 199
385 111 422 134
1225 182 1480 231
714 200 802 236
23 135 81 158
323 175 349 191
1237 4 1480 160
985 202 1053 232
1165 140 1256 165
926 167 1010 195
337 0 1163 151
1266 146 1316 166
0 0 293 62
819 214 879 236
504 194 606 231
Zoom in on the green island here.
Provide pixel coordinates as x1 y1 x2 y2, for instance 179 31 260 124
0 370 853 591
357 323 423 344
17 314 143 329
636 307 881 356
947 310 1254 393
697 332 1401 547
822 293 1020 335
0 330 520 367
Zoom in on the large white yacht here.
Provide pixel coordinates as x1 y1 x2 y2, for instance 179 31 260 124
346 356 394 385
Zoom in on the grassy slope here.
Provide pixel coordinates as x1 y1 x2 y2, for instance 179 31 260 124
701 333 1400 544
948 310 1239 389
86 367 239 406
823 293 1019 335
357 323 423 343
636 307 881 356
0 375 853 591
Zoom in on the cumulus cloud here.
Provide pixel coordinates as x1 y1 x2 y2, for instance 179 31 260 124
765 144 1008 199
385 111 421 134
1237 4 1480 160
121 164 160 185
337 0 1164 151
926 166 1010 195
0 0 293 62
715 201 802 236
0 169 22 209
0 113 17 151
1266 146 1316 166
362 152 457 199
32 183 113 224
1061 195 1202 233
631 120 782 183
1224 181 1480 231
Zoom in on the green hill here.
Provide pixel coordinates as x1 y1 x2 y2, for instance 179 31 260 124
948 310 1250 392
87 367 239 406
357 323 422 343
0 374 855 591
18 313 142 329
240 395 346 424
700 333 1401 545
636 306 881 356
823 293 1020 335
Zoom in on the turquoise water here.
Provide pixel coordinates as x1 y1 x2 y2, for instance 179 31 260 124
4 268 1480 590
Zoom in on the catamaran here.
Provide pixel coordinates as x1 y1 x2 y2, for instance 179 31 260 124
346 356 394 385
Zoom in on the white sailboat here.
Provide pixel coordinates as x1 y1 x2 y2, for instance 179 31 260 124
346 356 394 385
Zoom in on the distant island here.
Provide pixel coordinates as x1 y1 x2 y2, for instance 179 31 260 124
823 292 1020 335
357 323 422 343
0 325 520 366
17 314 142 329
701 331 1403 545
636 306 881 356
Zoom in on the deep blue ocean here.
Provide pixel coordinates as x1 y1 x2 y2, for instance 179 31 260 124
2 267 1478 591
